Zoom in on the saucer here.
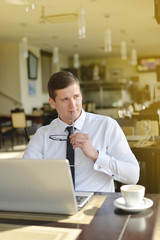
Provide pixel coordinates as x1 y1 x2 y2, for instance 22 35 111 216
114 197 153 212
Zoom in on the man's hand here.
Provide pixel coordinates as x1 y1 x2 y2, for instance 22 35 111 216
70 133 99 162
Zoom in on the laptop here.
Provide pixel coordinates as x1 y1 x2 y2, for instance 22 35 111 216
0 159 93 215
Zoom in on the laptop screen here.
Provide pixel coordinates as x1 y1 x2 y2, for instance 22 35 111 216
0 159 93 215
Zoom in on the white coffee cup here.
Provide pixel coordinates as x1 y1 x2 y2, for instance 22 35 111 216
120 184 145 207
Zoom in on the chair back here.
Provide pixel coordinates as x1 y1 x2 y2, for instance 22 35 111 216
11 109 26 128
116 118 137 135
137 120 159 136
32 108 44 116
25 123 42 142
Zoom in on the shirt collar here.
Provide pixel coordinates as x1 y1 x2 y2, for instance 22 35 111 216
57 109 86 133
74 109 86 131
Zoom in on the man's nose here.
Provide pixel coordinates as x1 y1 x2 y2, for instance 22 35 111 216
69 99 76 108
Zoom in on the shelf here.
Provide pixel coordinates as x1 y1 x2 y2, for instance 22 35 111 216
80 80 132 90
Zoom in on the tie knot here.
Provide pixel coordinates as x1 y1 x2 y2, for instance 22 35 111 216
66 126 74 135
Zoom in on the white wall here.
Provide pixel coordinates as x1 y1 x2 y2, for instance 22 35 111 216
0 43 21 114
0 42 70 114
19 44 48 114
19 44 70 114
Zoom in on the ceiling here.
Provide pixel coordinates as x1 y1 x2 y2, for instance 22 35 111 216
0 0 160 59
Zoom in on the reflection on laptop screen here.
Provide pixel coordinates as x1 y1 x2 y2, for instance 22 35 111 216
0 159 93 215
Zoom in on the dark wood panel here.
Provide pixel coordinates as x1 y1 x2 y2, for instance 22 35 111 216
132 147 160 193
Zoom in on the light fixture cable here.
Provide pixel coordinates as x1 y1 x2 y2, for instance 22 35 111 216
78 8 86 39
131 49 137 65
22 36 28 58
120 41 127 60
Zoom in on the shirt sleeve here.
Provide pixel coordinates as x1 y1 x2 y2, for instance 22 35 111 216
94 121 140 184
23 129 44 159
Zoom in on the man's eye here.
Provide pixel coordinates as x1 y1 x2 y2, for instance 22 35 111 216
74 95 79 99
61 98 68 102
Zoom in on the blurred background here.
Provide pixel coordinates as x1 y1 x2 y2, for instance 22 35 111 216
0 0 160 114
1 0 160 193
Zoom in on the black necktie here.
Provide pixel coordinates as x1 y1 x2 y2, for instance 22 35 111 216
66 126 75 187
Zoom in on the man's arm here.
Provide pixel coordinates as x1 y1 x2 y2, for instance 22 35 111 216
23 130 44 159
70 124 140 185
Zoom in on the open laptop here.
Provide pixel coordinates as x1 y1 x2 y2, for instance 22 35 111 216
0 159 93 215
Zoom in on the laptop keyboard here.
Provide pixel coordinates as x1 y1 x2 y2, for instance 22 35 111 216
76 196 88 205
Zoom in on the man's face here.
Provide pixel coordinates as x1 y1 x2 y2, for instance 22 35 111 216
49 83 82 125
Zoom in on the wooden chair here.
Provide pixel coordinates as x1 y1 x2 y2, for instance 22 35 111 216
11 108 27 145
116 118 137 136
24 123 42 142
137 120 159 136
0 122 12 148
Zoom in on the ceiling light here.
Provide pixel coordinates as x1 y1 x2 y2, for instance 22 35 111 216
73 53 80 68
104 29 112 52
25 6 29 12
22 36 28 58
131 49 137 65
24 0 35 12
32 3 35 10
120 41 127 60
53 47 59 64
78 8 86 39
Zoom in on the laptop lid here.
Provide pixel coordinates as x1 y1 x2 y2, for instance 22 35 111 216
0 159 92 215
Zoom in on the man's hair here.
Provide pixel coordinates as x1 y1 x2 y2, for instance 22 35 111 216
48 71 80 100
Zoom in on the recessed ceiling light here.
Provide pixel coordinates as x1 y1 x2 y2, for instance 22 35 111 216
104 14 111 19
51 36 58 40
20 23 28 28
120 29 126 33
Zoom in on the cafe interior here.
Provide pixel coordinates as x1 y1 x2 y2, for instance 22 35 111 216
0 1 160 239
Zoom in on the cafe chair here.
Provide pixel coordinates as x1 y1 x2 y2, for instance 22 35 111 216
11 108 27 146
114 181 123 192
25 123 42 142
32 107 44 116
0 122 12 148
137 120 159 137
43 103 53 113
116 118 137 136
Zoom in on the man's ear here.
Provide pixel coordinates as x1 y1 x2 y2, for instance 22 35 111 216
49 97 56 109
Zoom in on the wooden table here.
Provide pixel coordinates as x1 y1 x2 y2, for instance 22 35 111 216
0 114 54 125
132 110 159 121
0 193 159 240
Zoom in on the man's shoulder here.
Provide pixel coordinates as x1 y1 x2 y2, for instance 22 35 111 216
37 118 59 132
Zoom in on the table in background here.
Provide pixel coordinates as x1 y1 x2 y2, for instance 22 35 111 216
0 193 159 240
0 113 55 126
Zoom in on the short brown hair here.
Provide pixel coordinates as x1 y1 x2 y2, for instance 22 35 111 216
48 71 80 100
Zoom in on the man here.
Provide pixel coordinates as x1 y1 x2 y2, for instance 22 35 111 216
23 71 139 192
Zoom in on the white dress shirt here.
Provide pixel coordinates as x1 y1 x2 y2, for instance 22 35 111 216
23 109 139 192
